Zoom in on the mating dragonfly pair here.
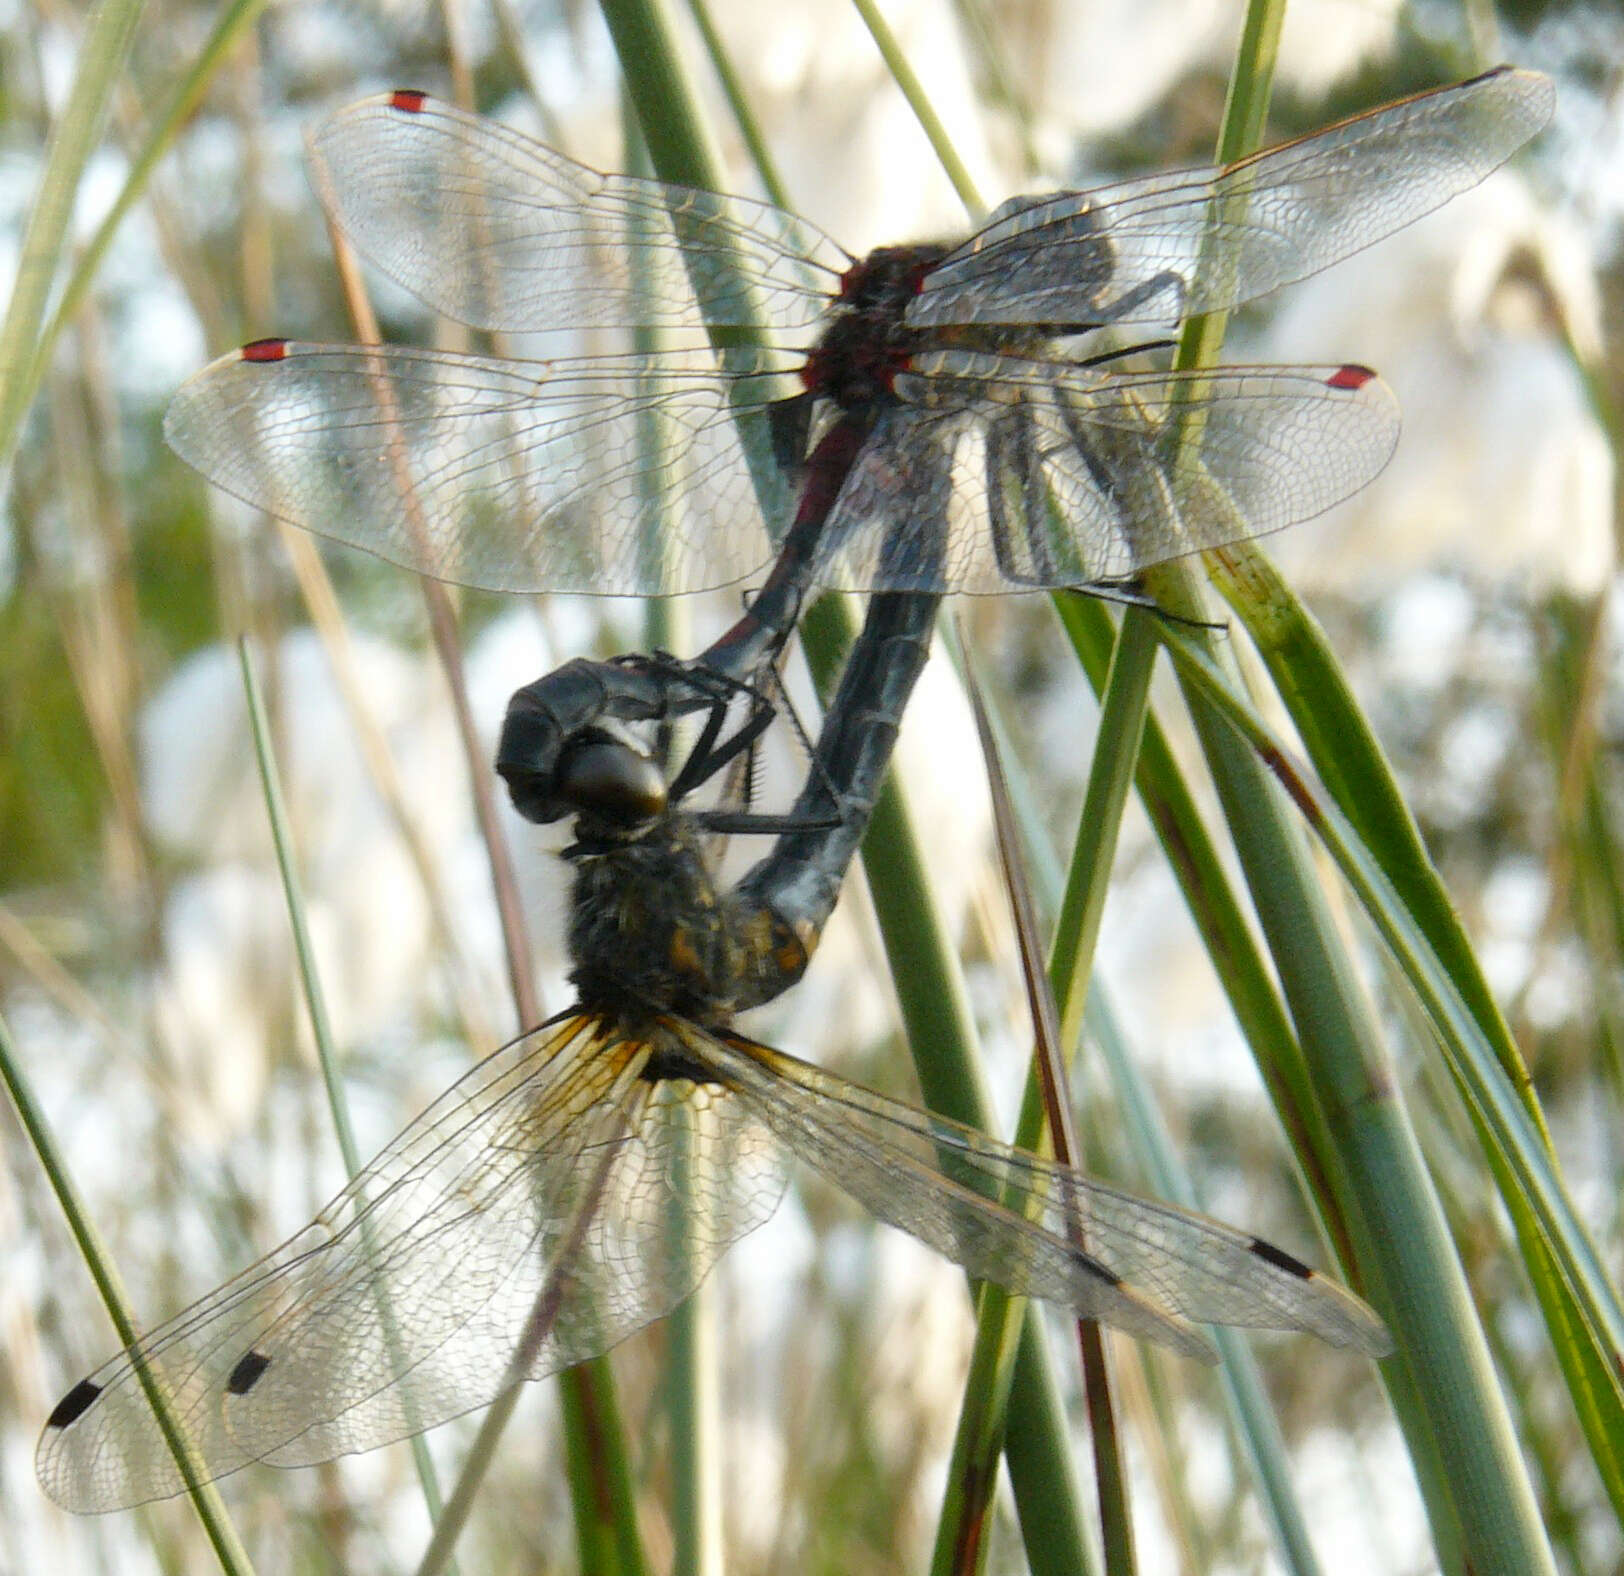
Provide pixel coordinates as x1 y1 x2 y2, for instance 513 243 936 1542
40 65 1552 1512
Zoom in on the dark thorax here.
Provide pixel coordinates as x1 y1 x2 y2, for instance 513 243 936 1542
565 812 804 1029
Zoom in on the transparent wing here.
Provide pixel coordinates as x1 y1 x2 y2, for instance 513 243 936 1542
698 1027 1390 1357
163 340 801 595
311 92 848 337
817 352 1399 593
37 1014 790 1512
909 66 1553 329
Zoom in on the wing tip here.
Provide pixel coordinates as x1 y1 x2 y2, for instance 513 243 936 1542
1245 1236 1394 1358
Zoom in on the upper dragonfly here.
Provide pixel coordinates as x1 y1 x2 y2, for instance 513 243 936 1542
38 591 1390 1514
164 68 1552 606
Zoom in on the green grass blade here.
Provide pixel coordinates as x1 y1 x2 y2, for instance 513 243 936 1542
1209 548 1624 1521
0 0 147 473
237 640 451 1539
848 0 984 216
1050 609 1158 1049
0 1012 254 1572
602 7 1094 1565
1161 623 1566 1573
25 0 270 406
1057 597 1358 1247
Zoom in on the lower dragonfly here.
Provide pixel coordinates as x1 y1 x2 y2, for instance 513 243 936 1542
38 587 1390 1514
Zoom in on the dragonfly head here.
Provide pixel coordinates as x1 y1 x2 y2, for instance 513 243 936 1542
497 658 679 830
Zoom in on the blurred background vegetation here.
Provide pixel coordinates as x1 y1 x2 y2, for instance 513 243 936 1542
2 0 1622 1571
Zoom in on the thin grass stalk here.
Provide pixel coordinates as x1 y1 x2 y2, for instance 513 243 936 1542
1532 597 1624 1075
237 639 451 1537
276 529 499 1052
847 0 983 217
413 1113 635 1576
71 310 155 922
306 143 647 1576
21 0 269 415
0 1013 254 1573
1049 610 1158 1050
0 906 142 1058
0 0 146 472
1054 596 1355 1260
312 188 546 1031
622 96 718 1575
945 0 1041 174
1546 592 1611 934
667 1125 722 1576
237 641 362 1176
1085 985 1329 1576
682 0 793 210
931 608 1161 1574
965 657 1136 1575
1116 1344 1208 1569
490 0 563 143
928 1276 1040 1576
599 6 1094 1566
437 0 476 116
40 352 154 930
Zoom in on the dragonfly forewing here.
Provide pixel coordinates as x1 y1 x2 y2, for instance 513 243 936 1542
37 1013 790 1512
909 66 1554 329
163 340 800 595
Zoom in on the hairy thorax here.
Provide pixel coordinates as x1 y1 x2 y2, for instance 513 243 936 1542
567 816 811 1027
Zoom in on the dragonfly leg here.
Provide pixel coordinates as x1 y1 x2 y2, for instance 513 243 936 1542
1097 266 1187 325
986 394 1070 588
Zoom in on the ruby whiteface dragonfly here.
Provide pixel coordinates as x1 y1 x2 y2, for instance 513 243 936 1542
38 592 1390 1513
162 66 1553 632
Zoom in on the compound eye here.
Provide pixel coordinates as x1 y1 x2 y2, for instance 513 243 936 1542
555 739 667 823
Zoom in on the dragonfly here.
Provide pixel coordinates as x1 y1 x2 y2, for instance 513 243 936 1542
38 590 1391 1514
162 64 1552 659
